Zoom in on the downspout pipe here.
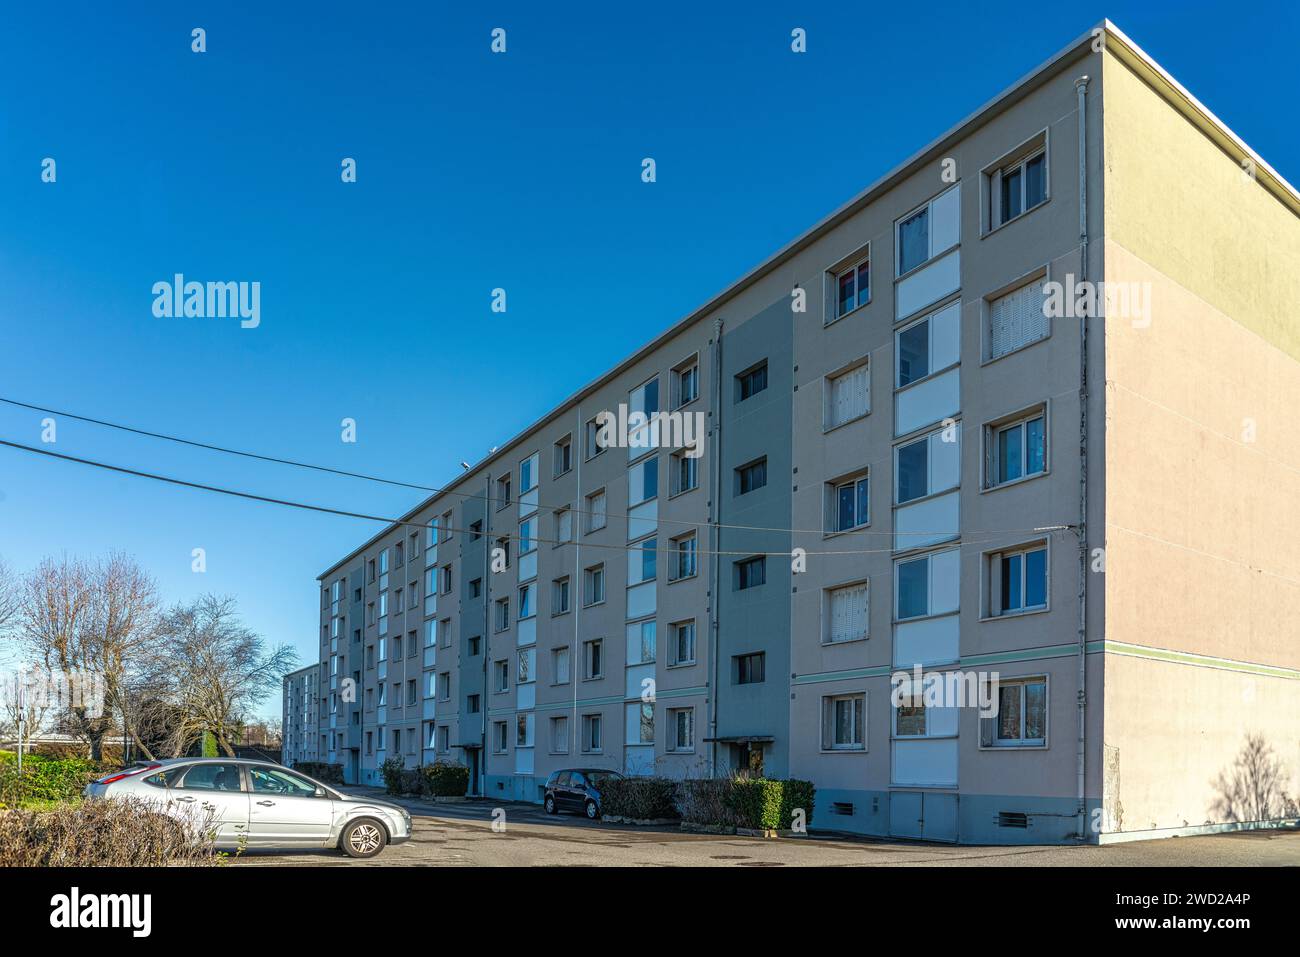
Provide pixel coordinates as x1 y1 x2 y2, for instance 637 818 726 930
708 317 724 777
1074 73 1091 842
482 471 492 798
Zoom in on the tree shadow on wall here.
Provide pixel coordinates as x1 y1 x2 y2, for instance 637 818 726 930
1210 733 1299 824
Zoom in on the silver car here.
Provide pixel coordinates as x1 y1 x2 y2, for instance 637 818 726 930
84 757 411 858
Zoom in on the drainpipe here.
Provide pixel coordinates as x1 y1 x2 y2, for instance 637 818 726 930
482 472 492 798
708 317 724 777
572 406 582 761
1074 74 1091 842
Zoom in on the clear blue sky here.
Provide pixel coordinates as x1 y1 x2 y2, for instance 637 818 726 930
1 1 1295 716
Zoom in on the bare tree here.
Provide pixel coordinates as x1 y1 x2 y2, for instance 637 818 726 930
157 595 296 757
0 557 19 648
14 553 163 761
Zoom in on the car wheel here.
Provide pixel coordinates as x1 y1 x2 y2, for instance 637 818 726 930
544 795 557 815
584 799 599 820
340 818 388 859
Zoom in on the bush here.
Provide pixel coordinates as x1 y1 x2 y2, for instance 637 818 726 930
0 797 220 866
0 752 107 807
293 761 344 785
678 776 816 830
379 757 406 795
421 761 469 797
599 776 680 820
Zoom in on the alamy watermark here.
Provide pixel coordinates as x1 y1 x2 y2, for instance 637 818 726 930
151 274 261 329
593 404 705 458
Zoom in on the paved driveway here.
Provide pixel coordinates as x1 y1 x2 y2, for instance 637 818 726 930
235 790 1300 867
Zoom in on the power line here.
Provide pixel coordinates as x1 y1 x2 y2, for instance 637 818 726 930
0 438 1055 559
0 396 1057 540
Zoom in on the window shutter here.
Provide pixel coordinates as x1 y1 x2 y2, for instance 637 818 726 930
829 589 846 641
989 281 1048 359
980 715 995 748
849 584 868 639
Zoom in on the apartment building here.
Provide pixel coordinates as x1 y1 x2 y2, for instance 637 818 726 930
281 664 320 768
306 21 1300 845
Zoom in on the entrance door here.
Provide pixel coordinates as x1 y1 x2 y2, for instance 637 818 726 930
465 748 481 796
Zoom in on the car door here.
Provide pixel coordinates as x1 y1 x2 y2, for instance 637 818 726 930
550 771 571 807
171 763 250 845
566 772 587 809
246 765 336 846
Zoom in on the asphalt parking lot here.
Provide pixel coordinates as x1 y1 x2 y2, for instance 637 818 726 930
236 790 1300 867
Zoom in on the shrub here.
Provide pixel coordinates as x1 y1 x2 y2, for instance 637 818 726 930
293 761 344 785
0 797 220 866
379 757 406 795
678 776 816 830
421 761 469 797
0 752 107 807
599 776 680 820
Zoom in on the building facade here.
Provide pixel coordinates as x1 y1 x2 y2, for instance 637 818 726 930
281 664 320 768
307 21 1300 844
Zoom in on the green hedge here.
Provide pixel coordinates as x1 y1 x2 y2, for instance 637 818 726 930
0 752 106 807
678 777 815 830
599 776 680 820
292 761 344 785
421 761 469 797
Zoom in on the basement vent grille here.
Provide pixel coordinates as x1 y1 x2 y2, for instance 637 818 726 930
831 802 855 816
997 811 1029 829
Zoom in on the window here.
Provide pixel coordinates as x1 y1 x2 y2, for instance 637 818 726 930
494 536 511 569
542 510 566 549
493 721 508 753
585 489 607 532
825 361 869 429
736 361 768 402
627 378 660 458
628 619 656 664
440 565 452 594
469 520 483 540
668 708 694 752
895 427 961 505
583 564 606 606
554 435 572 476
518 583 536 619
990 146 1047 230
583 639 604 679
392 729 401 753
515 713 533 748
984 677 1047 747
407 629 417 656
736 556 765 590
394 542 404 567
735 652 765 685
670 533 697 581
830 473 869 532
552 577 570 615
736 458 767 495
550 716 569 753
991 543 1048 616
832 254 870 321
440 511 452 541
674 359 699 407
552 646 570 684
628 538 657 584
493 659 509 693
494 597 510 631
409 532 419 560
825 581 869 643
894 548 960 622
469 577 482 598
821 693 866 750
517 647 535 684
437 725 450 752
468 635 481 657
467 693 481 714
393 587 403 616
436 672 450 700
406 679 417 706
409 583 419 610
581 714 602 752
670 449 698 495
635 702 655 744
519 452 538 494
669 620 696 665
496 474 512 509
519 517 537 556
987 277 1049 359
585 415 608 459
989 408 1047 486
896 185 960 276
629 457 658 506
439 618 451 649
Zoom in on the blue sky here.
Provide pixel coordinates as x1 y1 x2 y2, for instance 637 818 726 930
1 1 1295 717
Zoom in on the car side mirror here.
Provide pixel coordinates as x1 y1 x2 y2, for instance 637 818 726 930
315 787 326 798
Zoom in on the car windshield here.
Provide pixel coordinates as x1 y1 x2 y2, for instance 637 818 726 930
585 771 621 785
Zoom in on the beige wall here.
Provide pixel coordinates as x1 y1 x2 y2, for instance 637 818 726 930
1100 48 1300 835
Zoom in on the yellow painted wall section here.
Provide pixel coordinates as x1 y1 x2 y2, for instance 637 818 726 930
1099 47 1300 835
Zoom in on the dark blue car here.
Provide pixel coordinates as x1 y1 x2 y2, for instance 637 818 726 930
543 768 624 819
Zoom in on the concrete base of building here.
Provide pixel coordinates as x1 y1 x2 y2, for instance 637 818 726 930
486 773 544 803
1098 818 1300 845
811 788 1103 845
